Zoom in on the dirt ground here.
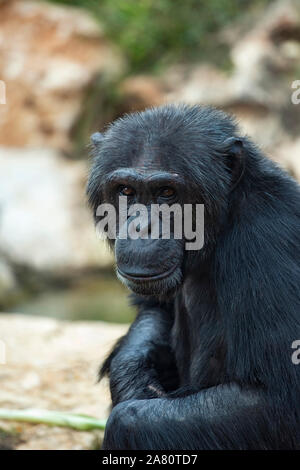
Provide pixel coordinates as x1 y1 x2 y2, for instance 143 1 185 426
0 314 128 449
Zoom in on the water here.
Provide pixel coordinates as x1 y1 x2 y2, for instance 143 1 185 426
10 276 135 324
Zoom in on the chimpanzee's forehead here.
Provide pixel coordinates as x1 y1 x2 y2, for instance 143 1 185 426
102 131 188 174
101 104 238 177
132 142 180 172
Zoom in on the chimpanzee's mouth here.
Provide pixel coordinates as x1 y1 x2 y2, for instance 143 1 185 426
117 264 177 283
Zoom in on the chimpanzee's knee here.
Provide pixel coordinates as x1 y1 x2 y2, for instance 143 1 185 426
102 400 142 450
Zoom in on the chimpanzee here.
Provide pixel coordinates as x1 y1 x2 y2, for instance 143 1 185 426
87 104 300 450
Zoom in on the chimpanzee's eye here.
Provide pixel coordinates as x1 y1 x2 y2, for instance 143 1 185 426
119 185 135 197
159 187 176 199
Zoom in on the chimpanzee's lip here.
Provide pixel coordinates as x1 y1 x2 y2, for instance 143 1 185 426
117 264 177 282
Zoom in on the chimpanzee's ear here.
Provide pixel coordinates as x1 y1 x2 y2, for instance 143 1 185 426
223 137 245 191
90 132 104 149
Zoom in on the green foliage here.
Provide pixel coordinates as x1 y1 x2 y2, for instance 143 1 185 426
49 0 272 72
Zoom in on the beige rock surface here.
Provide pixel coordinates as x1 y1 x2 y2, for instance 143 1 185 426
0 147 113 273
0 314 128 449
0 0 123 152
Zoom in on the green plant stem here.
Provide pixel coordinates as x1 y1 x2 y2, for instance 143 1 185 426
0 408 106 431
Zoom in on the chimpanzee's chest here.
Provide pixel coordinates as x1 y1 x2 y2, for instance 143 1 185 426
171 276 226 388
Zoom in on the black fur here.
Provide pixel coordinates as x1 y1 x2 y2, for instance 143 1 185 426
87 104 300 450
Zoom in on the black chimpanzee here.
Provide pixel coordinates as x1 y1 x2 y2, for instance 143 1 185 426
87 104 300 450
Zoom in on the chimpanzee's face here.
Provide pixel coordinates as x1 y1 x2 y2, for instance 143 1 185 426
103 166 186 296
87 105 238 296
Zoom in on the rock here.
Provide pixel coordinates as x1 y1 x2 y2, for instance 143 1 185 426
119 75 167 112
0 314 127 450
0 147 112 274
165 64 234 107
0 0 124 152
229 0 300 107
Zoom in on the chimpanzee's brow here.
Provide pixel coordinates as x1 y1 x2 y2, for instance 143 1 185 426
105 168 184 186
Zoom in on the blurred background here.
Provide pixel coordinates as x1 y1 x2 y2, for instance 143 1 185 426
0 0 299 450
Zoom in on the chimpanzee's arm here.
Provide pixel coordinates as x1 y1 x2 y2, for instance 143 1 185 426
100 298 177 406
102 383 290 450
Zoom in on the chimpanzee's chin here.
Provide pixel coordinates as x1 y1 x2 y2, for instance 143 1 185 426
117 266 182 296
